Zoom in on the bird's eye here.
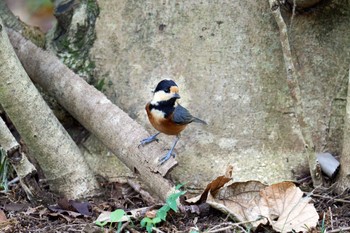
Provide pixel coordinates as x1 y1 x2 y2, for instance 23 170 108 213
165 87 170 93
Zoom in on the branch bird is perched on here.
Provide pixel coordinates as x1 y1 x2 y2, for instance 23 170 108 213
140 79 207 164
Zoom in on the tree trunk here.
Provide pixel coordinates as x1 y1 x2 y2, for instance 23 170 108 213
336 67 350 193
0 117 53 204
7 29 176 201
0 18 99 199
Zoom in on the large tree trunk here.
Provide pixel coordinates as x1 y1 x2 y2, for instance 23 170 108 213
7 29 176 201
0 18 99 199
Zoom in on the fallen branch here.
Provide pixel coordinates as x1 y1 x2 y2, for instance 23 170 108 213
7 29 176 201
268 0 322 186
0 19 99 199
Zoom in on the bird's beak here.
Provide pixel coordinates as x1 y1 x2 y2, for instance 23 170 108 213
173 93 181 99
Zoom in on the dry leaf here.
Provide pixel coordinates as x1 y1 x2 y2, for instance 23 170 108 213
145 210 157 218
206 180 318 232
0 210 7 222
186 166 233 204
186 175 231 204
206 180 268 226
186 166 318 232
260 182 319 232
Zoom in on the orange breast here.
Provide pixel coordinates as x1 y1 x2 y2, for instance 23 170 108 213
146 103 187 135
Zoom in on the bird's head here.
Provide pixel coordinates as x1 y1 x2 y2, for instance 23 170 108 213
151 80 180 105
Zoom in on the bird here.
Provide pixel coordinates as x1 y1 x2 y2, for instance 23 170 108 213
140 79 207 164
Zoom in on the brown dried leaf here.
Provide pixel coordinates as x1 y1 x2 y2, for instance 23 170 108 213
0 210 7 222
206 181 318 232
186 166 233 204
260 181 319 232
206 180 268 226
186 175 231 204
145 210 157 218
49 198 92 217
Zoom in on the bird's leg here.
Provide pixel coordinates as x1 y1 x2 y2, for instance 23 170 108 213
159 135 180 164
139 132 160 147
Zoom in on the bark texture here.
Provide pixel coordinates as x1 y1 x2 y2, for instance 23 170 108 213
0 18 99 199
0 118 52 204
7 29 176 201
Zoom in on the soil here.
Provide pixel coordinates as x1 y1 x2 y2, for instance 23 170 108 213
1 175 350 233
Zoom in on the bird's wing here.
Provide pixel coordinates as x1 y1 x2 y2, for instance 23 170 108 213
172 104 194 125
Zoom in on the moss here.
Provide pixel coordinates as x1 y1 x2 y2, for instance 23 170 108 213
47 0 99 83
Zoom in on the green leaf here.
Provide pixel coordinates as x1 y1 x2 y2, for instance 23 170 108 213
95 78 105 91
116 221 122 233
175 183 186 190
166 190 186 212
156 205 170 221
141 217 152 227
167 198 178 212
168 190 186 202
152 217 162 224
110 209 126 222
146 222 153 233
95 221 108 227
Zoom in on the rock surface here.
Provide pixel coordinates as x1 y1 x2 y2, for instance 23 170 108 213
88 0 350 190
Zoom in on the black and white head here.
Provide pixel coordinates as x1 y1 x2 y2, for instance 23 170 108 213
151 79 180 105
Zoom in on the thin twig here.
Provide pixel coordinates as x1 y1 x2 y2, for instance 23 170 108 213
329 207 334 231
268 0 321 186
206 219 260 233
327 226 350 233
152 227 165 233
7 177 20 185
311 194 350 204
127 179 157 205
119 221 130 232
289 0 297 29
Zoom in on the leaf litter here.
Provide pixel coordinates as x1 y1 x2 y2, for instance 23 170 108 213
187 166 319 232
1 166 350 232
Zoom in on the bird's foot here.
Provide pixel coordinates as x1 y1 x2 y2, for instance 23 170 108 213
139 133 160 147
159 150 176 164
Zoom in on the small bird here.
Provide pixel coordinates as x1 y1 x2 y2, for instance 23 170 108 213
140 79 207 164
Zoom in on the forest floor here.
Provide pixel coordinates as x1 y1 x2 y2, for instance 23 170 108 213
1 175 350 233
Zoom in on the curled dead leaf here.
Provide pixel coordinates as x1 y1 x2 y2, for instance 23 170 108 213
207 180 268 227
260 181 319 232
186 175 232 204
199 177 318 232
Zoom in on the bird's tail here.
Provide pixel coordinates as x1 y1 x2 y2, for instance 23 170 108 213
193 117 207 125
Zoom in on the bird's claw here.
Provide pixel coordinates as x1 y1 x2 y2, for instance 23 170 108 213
159 150 176 164
138 133 160 148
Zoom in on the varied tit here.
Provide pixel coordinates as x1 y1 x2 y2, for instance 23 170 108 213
140 79 207 164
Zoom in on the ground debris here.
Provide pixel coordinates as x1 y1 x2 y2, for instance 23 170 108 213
1 179 350 232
